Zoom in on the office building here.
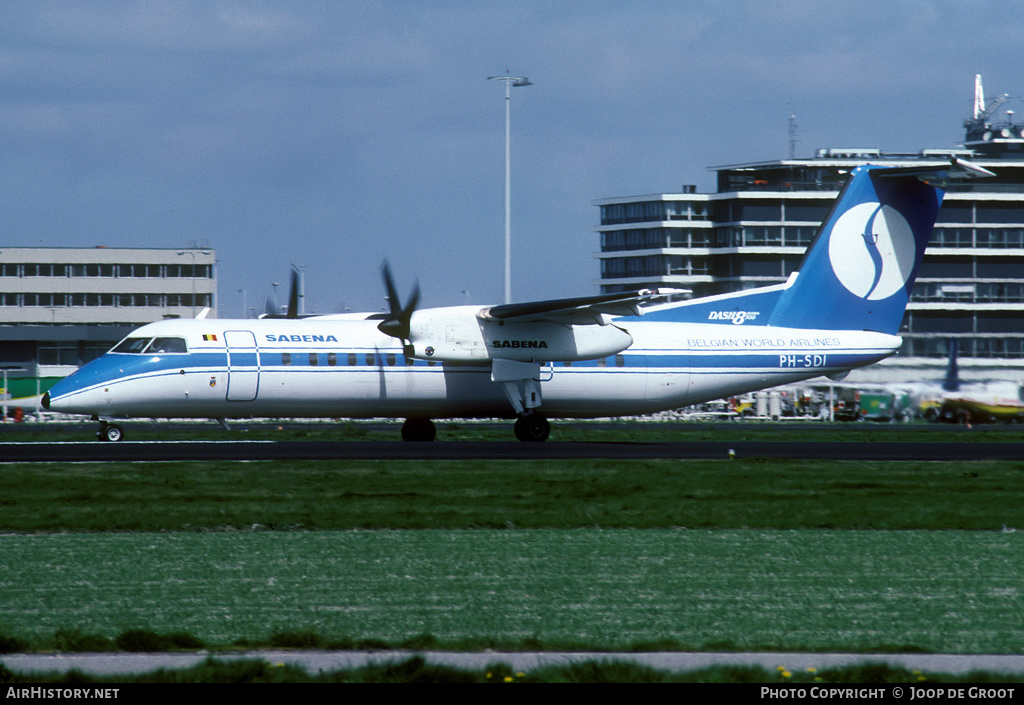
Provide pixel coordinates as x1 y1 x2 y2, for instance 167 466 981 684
593 77 1024 384
0 247 216 403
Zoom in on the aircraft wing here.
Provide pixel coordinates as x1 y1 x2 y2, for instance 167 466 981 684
478 288 688 325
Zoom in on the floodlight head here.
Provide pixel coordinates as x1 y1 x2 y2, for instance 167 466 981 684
487 75 533 88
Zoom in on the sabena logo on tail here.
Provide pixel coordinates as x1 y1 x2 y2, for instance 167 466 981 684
827 201 916 301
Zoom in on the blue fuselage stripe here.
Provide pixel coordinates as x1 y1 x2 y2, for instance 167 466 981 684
47 345 886 403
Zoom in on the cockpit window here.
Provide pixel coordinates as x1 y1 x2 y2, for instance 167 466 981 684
145 337 187 354
110 337 188 354
112 337 152 354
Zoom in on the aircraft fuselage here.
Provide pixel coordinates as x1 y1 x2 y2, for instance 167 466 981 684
44 316 900 421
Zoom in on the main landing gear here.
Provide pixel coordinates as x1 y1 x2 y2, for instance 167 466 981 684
401 417 437 442
514 413 550 443
96 420 125 442
399 414 551 442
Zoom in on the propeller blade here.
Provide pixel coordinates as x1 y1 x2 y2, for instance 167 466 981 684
377 260 419 343
286 266 300 319
381 260 401 320
406 280 421 315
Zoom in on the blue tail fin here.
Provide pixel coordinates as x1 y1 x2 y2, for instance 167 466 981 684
766 165 945 334
632 160 991 330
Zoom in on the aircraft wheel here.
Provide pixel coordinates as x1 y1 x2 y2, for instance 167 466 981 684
401 417 436 442
100 423 125 443
514 414 550 442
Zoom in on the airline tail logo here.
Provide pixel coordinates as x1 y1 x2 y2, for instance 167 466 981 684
828 202 916 301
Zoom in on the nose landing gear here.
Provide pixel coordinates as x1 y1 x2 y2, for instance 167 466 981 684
97 420 125 442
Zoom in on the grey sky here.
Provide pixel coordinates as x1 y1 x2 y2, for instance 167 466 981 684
1 1 1020 315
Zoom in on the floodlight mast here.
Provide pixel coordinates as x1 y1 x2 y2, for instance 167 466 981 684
488 74 532 304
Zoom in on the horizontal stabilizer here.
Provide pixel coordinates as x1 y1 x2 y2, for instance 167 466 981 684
870 157 995 185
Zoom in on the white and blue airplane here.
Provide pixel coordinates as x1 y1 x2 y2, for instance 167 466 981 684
43 160 992 442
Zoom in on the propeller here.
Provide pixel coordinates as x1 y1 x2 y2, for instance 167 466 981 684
377 260 420 354
262 266 302 319
263 293 278 318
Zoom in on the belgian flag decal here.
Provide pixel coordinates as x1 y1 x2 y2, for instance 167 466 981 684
203 334 218 342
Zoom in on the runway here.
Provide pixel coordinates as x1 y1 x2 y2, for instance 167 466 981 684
3 438 1024 462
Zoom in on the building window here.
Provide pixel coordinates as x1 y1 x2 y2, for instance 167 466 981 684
784 202 831 223
20 263 66 277
977 228 1024 248
977 259 1024 278
931 228 974 248
70 264 115 277
735 200 781 221
23 293 65 306
38 344 78 366
977 204 1024 224
937 202 973 224
742 226 784 246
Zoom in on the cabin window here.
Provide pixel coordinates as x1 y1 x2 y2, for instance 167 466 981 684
327 352 337 366
309 353 319 366
366 353 375 366
615 354 625 367
144 338 187 354
386 353 396 366
347 353 357 366
282 353 292 366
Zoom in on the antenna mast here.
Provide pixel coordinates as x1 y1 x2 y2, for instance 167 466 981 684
788 110 798 159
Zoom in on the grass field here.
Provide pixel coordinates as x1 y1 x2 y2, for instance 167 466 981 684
1 445 1023 660
2 457 1024 532
3 529 1023 654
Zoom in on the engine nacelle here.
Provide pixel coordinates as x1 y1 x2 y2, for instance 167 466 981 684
481 319 633 362
404 307 633 362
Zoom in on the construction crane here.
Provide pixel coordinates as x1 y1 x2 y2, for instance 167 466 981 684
972 74 1008 123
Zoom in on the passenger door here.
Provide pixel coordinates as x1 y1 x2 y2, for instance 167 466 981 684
224 330 260 402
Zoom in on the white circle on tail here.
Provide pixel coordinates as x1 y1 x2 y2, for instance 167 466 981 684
828 202 916 300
